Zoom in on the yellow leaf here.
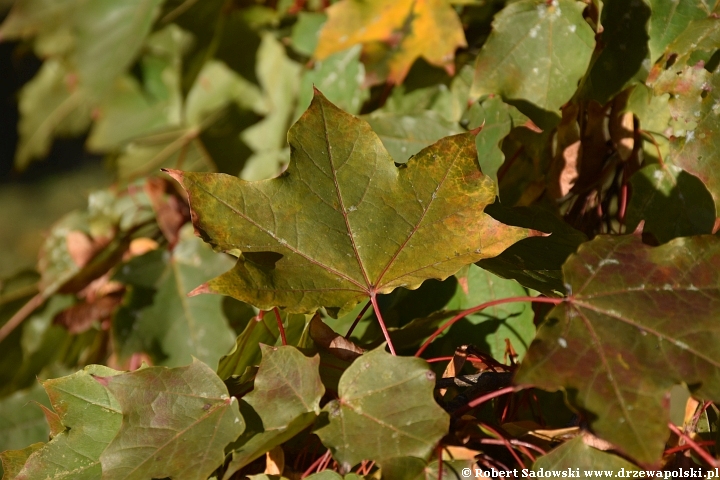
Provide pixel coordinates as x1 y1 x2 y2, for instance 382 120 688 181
315 0 466 84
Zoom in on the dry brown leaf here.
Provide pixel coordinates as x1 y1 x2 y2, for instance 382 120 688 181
309 314 364 362
264 445 285 475
54 290 124 334
558 140 581 197
145 177 189 248
611 111 635 161
444 445 479 460
66 231 96 268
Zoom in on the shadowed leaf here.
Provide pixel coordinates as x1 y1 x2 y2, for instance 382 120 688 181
223 346 324 479
365 111 462 164
626 164 715 243
517 234 720 464
112 225 236 368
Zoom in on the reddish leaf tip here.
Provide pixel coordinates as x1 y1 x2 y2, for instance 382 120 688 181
162 168 184 183
188 283 212 297
469 121 485 135
632 220 645 236
92 375 110 387
528 229 551 238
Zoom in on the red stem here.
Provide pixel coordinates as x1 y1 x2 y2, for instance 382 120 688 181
618 173 628 225
664 440 715 456
668 422 719 467
345 300 371 339
481 422 525 467
456 386 517 416
426 356 487 364
273 307 287 346
302 450 330 478
371 293 397 355
415 296 563 357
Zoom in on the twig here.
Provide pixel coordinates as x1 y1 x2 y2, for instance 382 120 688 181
345 300 371 339
273 307 287 345
0 292 44 344
370 293 396 355
415 296 563 356
668 422 719 467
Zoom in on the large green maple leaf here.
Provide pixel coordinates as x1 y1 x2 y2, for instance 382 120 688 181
517 234 720 464
167 90 530 316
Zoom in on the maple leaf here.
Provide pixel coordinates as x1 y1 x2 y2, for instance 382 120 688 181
516 234 720 464
314 0 466 84
166 90 530 318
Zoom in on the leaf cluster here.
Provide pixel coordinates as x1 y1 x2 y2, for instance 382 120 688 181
2 0 720 476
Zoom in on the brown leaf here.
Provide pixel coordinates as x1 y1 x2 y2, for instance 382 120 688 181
54 290 124 334
66 231 96 268
32 402 64 438
127 237 159 258
548 104 580 199
558 140 580 197
309 314 365 362
264 446 285 475
145 177 189 247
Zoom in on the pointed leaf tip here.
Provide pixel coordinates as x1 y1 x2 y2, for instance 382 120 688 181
162 168 184 184
188 283 212 297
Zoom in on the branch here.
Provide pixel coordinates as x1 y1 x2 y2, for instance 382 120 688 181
0 292 45 344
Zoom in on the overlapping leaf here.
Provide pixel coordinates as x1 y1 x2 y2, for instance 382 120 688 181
168 91 530 315
0 383 51 456
379 457 474 480
316 347 449 468
626 164 715 243
533 436 639 471
223 346 324 479
665 68 720 212
365 111 461 163
112 225 236 368
471 0 595 113
0 0 164 168
517 234 720 464
12 365 122 480
294 45 367 121
464 97 530 195
646 0 716 63
314 0 466 84
578 0 650 104
99 359 243 480
477 205 587 296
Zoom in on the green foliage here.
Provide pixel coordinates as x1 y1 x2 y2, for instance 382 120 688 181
3 0 720 475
